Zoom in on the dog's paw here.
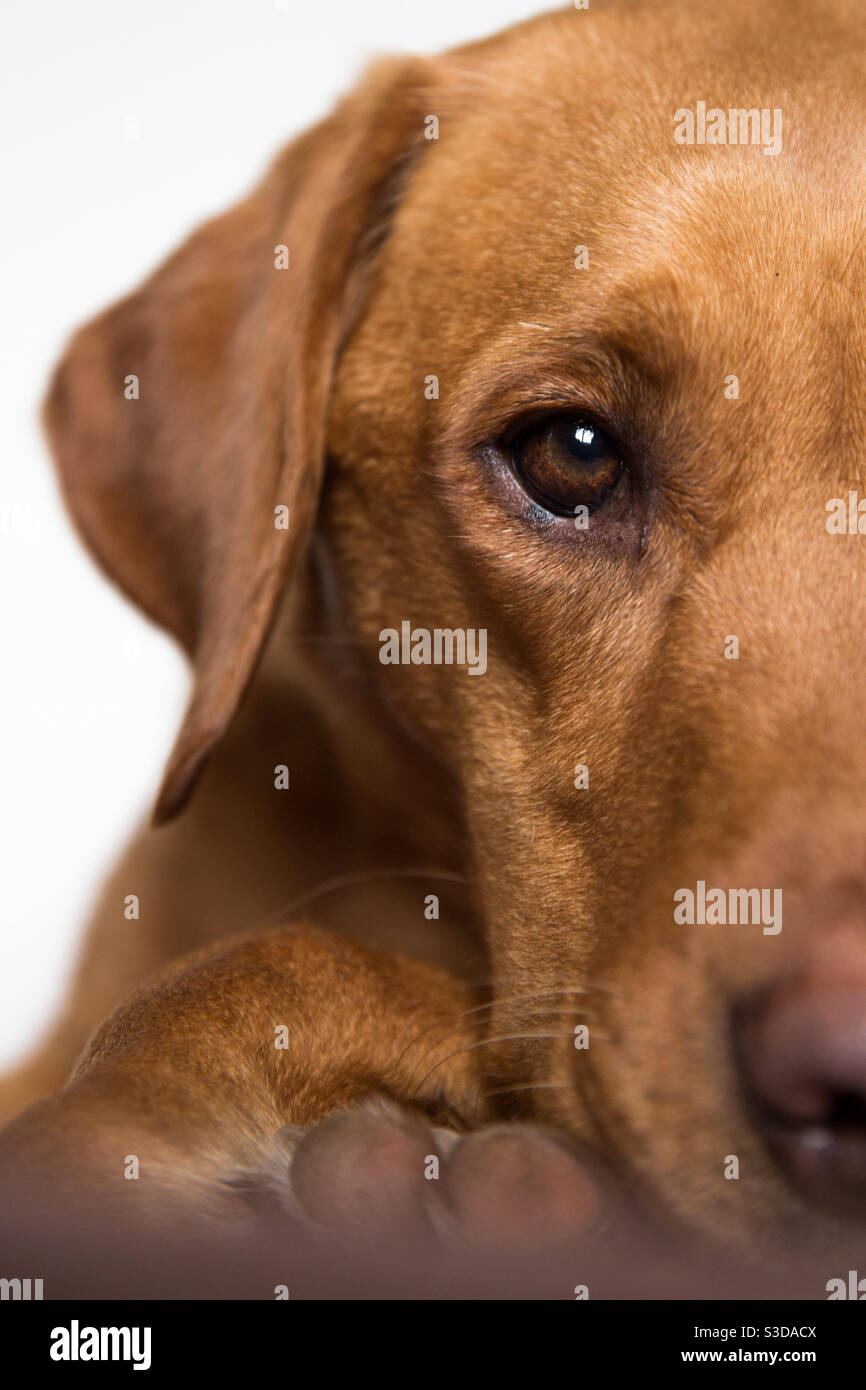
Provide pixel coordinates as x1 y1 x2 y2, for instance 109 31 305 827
270 1097 609 1248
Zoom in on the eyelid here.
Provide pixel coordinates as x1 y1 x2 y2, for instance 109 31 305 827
441 341 634 458
502 404 620 446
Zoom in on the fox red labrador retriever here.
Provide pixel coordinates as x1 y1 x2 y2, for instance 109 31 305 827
2 0 866 1273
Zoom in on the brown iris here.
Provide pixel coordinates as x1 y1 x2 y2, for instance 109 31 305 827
512 414 624 516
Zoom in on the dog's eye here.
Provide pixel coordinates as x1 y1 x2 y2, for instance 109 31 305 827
512 415 624 517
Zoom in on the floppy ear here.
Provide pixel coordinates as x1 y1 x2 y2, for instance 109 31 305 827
44 60 435 823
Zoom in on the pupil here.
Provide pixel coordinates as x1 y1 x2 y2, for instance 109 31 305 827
568 422 606 463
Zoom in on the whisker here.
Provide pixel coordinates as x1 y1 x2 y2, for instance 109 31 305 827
485 1081 571 1098
487 987 591 1006
410 1032 574 1097
396 987 593 1070
265 866 468 924
523 1008 605 1021
289 634 371 646
579 977 622 997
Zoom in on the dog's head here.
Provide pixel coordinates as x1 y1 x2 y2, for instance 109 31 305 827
46 0 866 1251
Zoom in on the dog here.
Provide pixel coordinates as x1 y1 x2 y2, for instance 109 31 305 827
2 0 866 1274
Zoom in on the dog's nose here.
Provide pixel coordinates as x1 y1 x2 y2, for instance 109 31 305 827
737 963 866 1214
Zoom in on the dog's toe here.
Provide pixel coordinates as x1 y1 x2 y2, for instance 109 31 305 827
286 1096 446 1239
283 1103 609 1250
438 1126 603 1247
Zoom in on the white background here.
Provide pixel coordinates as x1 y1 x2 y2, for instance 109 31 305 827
0 0 543 1067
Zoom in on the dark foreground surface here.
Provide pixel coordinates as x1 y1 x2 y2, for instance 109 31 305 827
2 1192 861 1374
0 1189 858 1299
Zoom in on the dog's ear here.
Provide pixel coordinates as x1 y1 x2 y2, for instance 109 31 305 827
44 60 435 823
